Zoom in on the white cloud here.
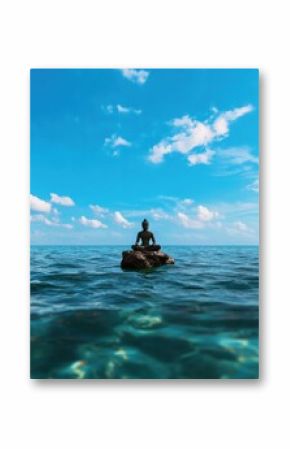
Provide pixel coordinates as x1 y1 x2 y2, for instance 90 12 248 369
246 178 259 192
105 134 131 148
171 115 194 128
150 209 171 221
121 69 149 85
113 211 134 228
148 104 253 165
79 216 107 229
223 104 253 121
30 214 73 229
234 221 249 232
180 198 194 206
177 204 220 229
114 137 131 147
218 147 258 165
177 212 204 229
31 214 52 225
173 122 214 154
213 117 228 135
148 144 172 163
213 105 253 136
116 104 129 113
90 204 109 217
104 104 142 115
30 194 51 213
187 149 215 166
116 104 142 115
50 193 75 206
197 205 219 222
226 220 253 236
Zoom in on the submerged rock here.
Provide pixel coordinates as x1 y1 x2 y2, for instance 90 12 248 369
121 247 175 269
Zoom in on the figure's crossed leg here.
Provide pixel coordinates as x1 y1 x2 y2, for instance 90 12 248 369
131 244 161 252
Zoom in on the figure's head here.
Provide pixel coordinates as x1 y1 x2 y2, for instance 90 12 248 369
142 219 149 231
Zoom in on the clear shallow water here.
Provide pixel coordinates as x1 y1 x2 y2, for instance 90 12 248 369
31 246 259 379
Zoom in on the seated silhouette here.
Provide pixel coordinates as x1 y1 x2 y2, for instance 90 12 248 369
131 219 161 251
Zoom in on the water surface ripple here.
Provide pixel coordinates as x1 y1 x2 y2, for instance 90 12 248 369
31 246 259 379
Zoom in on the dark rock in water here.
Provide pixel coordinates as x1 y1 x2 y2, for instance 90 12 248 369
121 247 175 269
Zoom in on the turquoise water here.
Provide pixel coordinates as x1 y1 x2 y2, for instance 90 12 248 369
30 246 259 379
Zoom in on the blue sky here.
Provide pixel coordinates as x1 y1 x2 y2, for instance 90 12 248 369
30 69 259 245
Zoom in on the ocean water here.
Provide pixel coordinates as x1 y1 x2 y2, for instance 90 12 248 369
30 246 259 379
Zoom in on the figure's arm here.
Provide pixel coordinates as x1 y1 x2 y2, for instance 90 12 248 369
151 232 156 244
135 232 141 245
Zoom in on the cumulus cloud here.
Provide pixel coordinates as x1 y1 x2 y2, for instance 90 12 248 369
30 214 73 229
147 143 172 164
30 194 51 213
177 212 204 229
148 104 253 165
105 134 131 148
30 193 75 229
187 149 215 166
113 211 134 228
197 205 219 222
50 193 75 206
176 204 219 229
121 69 149 85
171 115 194 128
90 204 109 217
79 216 107 229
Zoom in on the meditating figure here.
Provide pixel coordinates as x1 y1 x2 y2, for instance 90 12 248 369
132 219 161 251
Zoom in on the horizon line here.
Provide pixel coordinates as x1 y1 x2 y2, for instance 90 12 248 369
30 243 259 247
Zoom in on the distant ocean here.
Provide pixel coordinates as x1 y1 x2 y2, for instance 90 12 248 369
30 245 259 379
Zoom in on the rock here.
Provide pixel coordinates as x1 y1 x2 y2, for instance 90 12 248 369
121 248 175 269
